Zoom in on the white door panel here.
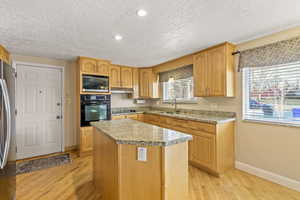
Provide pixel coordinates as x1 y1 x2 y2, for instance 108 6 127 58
16 64 63 159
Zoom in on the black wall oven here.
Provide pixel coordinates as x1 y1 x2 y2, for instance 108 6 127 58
81 95 111 127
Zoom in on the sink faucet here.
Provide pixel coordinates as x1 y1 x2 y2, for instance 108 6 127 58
172 97 178 113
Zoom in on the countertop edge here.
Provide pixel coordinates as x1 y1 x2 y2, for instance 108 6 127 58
112 111 236 124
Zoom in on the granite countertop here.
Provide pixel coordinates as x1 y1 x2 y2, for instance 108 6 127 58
91 119 192 146
144 111 236 124
112 110 236 124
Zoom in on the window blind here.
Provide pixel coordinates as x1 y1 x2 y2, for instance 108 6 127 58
159 64 193 82
244 62 300 124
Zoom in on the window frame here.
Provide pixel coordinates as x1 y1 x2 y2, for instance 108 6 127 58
161 77 197 104
242 64 300 127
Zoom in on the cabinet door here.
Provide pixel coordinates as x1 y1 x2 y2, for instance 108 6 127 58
139 69 153 98
132 68 139 98
207 45 226 96
189 132 216 171
96 61 110 76
110 65 121 87
80 58 97 73
121 67 133 88
80 127 93 153
193 52 208 97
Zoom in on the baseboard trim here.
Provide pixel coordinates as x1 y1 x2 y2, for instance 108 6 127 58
236 161 300 192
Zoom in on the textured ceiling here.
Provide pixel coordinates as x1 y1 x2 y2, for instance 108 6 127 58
0 0 300 67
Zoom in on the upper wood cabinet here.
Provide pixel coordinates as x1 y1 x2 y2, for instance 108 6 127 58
110 65 134 88
0 45 10 64
121 67 133 88
193 42 236 97
110 65 121 87
79 57 111 76
139 68 159 98
132 68 140 98
96 60 110 76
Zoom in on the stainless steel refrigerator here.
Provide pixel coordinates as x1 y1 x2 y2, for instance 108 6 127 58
0 59 16 200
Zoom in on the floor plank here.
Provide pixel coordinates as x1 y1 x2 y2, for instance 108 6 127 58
16 153 300 200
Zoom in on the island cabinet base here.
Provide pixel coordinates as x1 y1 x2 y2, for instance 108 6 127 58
93 128 189 200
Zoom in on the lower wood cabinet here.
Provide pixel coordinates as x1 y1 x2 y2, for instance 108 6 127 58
80 126 93 155
189 132 216 172
141 113 235 176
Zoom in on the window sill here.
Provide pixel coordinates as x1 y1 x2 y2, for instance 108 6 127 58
242 118 300 128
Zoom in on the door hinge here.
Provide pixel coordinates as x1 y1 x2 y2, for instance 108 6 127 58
15 72 17 78
15 109 17 116
16 146 18 153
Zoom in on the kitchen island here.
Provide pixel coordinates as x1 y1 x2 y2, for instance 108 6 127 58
91 119 192 200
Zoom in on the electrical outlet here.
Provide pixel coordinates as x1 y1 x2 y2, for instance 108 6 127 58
137 147 147 162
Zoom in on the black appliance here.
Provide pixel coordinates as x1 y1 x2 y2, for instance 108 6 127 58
0 60 16 200
82 74 109 93
81 95 111 127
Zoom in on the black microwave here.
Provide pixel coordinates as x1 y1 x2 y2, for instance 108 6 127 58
82 74 109 93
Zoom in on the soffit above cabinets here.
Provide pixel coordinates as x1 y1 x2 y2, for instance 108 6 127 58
1 0 300 67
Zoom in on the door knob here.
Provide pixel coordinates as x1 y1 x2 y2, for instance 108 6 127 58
56 116 61 119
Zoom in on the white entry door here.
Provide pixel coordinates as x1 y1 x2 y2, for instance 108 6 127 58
16 63 63 159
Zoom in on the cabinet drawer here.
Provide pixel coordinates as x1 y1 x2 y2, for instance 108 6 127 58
126 114 138 120
187 120 215 133
112 115 126 120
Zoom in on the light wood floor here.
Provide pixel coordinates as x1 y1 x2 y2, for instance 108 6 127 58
16 152 300 200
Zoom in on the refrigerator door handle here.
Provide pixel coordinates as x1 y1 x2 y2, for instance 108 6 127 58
0 78 11 169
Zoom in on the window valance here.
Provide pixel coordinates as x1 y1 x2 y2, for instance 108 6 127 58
238 36 300 71
159 64 193 82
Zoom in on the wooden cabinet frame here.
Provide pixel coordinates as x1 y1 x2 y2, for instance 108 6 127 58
194 42 236 97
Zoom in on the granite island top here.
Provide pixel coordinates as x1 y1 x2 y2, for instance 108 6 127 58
91 119 192 146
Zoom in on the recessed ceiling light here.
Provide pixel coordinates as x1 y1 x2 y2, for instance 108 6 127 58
137 9 147 17
114 34 123 41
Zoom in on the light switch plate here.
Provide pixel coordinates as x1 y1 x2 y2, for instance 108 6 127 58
137 147 147 162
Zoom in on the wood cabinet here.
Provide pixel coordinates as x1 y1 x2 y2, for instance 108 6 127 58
193 42 236 97
189 132 216 171
96 60 110 76
110 65 121 87
110 65 134 88
121 67 133 88
141 113 235 176
93 127 189 200
139 68 159 98
0 45 10 64
132 68 140 98
80 127 93 155
79 57 111 76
